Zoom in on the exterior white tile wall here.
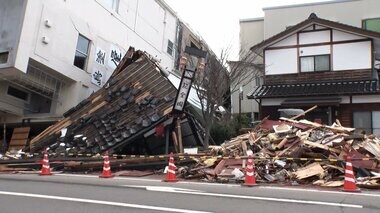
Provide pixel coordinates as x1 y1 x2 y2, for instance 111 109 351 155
0 0 179 122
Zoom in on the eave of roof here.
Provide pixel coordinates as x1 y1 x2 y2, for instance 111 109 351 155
248 79 380 99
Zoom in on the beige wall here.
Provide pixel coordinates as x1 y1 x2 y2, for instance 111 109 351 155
239 18 264 54
263 0 380 39
231 19 264 115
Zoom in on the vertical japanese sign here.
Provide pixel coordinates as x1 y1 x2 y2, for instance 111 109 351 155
172 68 195 114
91 69 104 87
95 47 106 66
108 45 123 69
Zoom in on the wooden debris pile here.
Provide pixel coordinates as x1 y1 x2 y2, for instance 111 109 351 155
180 115 380 188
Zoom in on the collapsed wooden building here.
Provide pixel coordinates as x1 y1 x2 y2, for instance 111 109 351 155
27 48 204 155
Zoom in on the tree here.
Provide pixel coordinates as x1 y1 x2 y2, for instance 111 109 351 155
191 48 264 149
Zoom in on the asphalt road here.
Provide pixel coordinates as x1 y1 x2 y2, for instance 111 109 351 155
0 173 379 213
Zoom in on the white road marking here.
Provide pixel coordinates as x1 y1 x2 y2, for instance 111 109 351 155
121 185 362 209
55 174 99 178
0 190 211 213
260 186 380 197
123 185 203 193
54 174 378 198
55 174 239 186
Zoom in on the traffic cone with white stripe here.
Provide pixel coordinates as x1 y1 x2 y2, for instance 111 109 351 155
99 151 114 178
244 153 257 187
163 152 178 182
39 150 52 176
342 156 360 192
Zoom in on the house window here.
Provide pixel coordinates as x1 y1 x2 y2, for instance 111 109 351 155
98 0 119 12
255 75 263 86
7 86 29 101
74 34 90 70
362 18 380 33
167 39 174 56
353 111 380 135
300 55 330 72
0 52 9 64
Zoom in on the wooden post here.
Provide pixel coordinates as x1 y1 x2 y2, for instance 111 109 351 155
165 126 170 155
176 118 183 153
171 131 179 153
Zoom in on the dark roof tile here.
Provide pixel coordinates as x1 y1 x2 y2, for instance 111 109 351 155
248 80 380 99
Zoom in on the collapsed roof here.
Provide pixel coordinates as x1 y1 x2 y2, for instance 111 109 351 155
29 47 204 155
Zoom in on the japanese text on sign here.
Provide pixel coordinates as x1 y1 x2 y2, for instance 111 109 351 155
108 45 124 69
95 47 106 66
91 69 104 87
174 78 192 111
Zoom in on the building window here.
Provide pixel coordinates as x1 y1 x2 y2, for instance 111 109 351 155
353 111 380 135
167 39 174 56
98 0 119 12
7 86 29 101
300 55 330 72
74 34 90 70
255 75 263 86
362 18 380 33
0 52 9 64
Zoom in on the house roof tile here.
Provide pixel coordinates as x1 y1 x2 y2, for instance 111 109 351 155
248 79 380 99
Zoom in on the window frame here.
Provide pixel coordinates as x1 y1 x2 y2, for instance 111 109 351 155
167 39 174 56
362 17 380 33
353 110 380 135
97 0 119 13
111 0 119 12
0 51 9 64
74 34 90 70
299 54 331 73
6 85 30 103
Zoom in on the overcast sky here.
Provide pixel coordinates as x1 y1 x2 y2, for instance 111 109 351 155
165 0 333 59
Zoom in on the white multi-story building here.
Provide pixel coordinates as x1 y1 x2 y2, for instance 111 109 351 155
233 0 380 122
0 0 178 128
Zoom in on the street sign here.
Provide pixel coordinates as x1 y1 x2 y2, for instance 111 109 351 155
172 67 195 114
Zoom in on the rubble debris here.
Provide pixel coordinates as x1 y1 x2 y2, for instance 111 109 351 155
8 127 30 151
293 162 324 180
2 104 380 190
184 106 380 187
27 47 203 156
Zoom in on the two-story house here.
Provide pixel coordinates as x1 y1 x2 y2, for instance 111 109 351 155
248 13 380 135
236 0 380 125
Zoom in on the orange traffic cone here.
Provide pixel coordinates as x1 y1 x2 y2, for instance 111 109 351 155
244 154 257 187
99 151 114 178
342 156 360 192
163 152 178 182
39 150 52 176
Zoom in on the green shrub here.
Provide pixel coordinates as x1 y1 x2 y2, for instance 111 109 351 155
210 122 236 144
210 114 253 144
